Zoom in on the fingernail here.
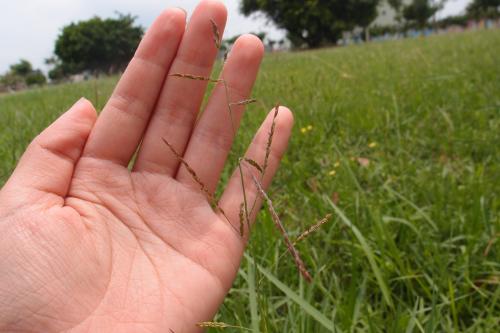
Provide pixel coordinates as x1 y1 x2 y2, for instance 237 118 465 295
173 7 187 18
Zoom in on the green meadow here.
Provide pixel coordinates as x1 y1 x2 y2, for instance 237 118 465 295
1 30 499 332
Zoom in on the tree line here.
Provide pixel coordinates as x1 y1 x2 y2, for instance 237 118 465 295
1 0 498 91
241 0 500 48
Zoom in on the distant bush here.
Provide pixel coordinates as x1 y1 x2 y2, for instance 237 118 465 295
435 15 470 29
0 72 24 89
25 70 47 86
0 59 46 91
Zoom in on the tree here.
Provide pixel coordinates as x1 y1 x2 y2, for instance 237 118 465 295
387 0 405 24
45 56 66 82
53 13 143 75
388 0 403 9
467 0 500 18
9 59 33 77
0 59 46 89
403 0 443 28
25 70 47 86
240 0 381 48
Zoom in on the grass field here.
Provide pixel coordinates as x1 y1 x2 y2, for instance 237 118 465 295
1 30 500 332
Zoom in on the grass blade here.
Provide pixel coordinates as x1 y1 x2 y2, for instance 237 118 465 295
383 185 438 232
245 254 341 333
325 196 394 308
247 258 260 332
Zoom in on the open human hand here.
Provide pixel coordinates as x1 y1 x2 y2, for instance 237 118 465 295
0 1 293 332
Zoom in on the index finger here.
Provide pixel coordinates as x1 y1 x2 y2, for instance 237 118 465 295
82 8 186 166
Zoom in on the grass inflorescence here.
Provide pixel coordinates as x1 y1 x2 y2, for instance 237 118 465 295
167 21 324 282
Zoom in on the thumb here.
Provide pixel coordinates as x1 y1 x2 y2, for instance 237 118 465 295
4 98 97 203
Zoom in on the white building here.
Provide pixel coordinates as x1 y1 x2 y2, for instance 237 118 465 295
372 0 412 27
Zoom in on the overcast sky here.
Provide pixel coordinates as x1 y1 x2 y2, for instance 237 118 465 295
0 0 471 73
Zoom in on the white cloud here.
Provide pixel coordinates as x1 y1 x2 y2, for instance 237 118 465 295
438 0 471 19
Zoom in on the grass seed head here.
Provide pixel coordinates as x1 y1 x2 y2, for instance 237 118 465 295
248 170 313 283
295 214 332 245
170 73 221 83
262 103 280 177
229 98 257 107
161 138 237 234
197 321 229 328
243 158 263 174
239 202 245 237
210 19 222 49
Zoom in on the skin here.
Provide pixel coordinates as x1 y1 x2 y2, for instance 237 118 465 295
0 1 294 332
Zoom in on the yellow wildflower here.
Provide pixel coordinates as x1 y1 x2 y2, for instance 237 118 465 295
334 161 340 168
368 142 378 148
300 127 308 134
307 125 313 131
329 170 337 176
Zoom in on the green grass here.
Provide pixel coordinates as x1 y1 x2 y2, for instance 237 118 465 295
1 30 500 332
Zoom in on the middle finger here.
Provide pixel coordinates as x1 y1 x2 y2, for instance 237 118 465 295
133 0 227 175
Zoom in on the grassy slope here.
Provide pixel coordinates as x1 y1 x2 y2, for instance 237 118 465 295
1 30 499 332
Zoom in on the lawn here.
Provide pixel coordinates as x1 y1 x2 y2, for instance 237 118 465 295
1 29 499 332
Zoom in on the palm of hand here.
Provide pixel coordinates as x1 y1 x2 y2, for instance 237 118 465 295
5 158 241 332
0 2 293 332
